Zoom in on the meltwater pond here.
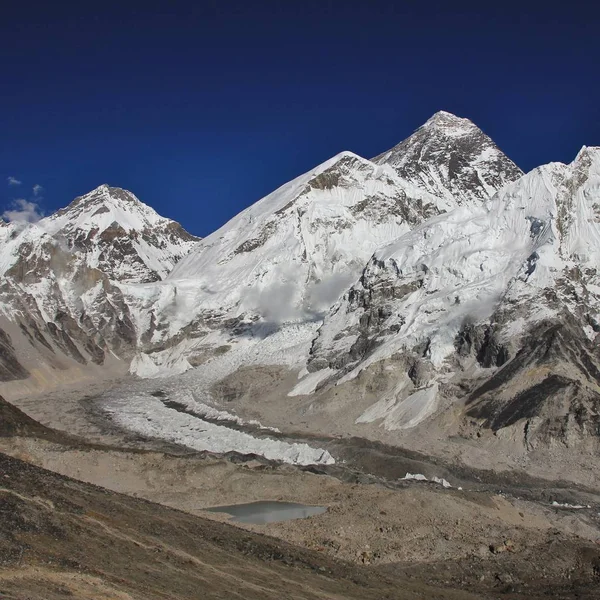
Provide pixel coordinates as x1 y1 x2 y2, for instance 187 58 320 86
205 501 327 524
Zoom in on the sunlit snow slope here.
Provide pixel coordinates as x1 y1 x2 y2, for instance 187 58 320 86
128 113 521 376
127 150 459 374
306 146 600 447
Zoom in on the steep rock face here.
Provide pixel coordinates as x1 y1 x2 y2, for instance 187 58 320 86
372 111 523 205
305 147 600 447
0 186 199 382
464 314 600 449
0 327 29 382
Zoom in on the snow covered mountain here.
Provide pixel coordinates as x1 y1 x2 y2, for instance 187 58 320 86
0 111 524 392
126 158 453 373
373 111 523 205
305 145 600 450
39 184 198 283
3 109 598 468
127 113 521 375
0 185 199 392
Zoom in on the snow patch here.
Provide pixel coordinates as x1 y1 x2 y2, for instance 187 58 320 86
289 368 335 396
402 473 452 488
551 502 590 510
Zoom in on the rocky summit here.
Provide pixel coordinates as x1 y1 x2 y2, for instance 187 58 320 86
372 110 523 205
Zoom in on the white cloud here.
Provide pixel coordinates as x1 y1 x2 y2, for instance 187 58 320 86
32 184 44 197
2 199 44 223
7 176 22 186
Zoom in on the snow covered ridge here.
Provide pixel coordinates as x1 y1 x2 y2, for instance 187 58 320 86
0 184 199 286
157 152 452 332
0 111 521 387
122 151 460 371
129 113 521 372
39 184 200 283
305 146 600 440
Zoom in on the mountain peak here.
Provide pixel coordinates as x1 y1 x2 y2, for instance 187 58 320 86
372 112 523 205
422 111 477 136
428 109 460 119
574 145 600 163
46 185 160 236
1 184 200 288
77 184 140 207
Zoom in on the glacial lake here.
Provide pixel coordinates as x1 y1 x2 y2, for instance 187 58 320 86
205 501 327 524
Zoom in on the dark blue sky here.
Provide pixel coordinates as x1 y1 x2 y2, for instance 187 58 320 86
1 1 598 236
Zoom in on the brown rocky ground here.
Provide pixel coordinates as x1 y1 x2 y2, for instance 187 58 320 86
0 396 466 600
4 443 454 600
2 395 600 598
199 362 600 491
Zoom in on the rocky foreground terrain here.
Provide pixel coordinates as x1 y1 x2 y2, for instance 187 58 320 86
2 393 600 599
2 111 600 597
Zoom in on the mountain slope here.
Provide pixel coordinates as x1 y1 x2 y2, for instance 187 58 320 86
3 450 468 600
89 114 522 380
127 150 457 373
304 146 600 451
32 184 198 283
0 111 523 399
9 112 600 476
